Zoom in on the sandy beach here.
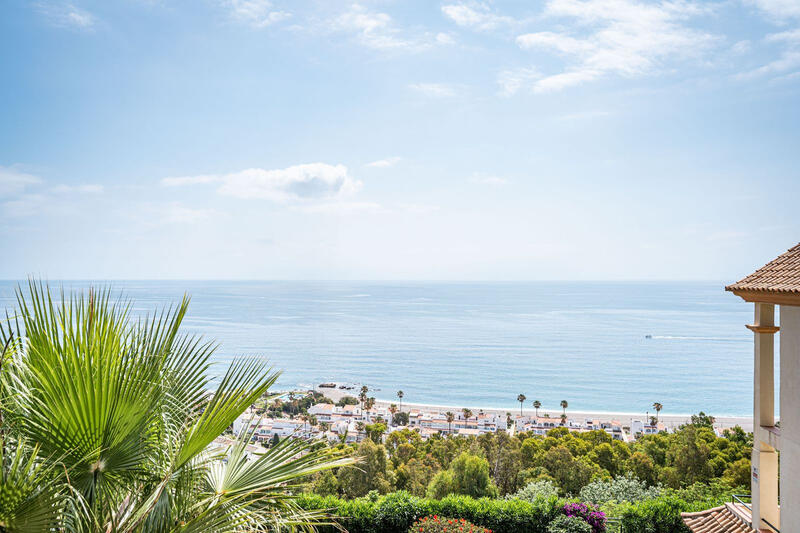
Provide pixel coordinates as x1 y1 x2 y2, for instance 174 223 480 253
313 384 753 432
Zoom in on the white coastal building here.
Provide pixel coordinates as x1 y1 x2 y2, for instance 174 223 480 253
630 419 666 437
231 409 306 442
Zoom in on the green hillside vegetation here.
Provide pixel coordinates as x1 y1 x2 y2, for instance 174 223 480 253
299 417 752 532
306 419 751 500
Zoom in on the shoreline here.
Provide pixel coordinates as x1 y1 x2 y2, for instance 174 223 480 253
311 385 754 432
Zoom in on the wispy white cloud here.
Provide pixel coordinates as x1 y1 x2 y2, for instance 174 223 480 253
768 28 800 42
529 69 601 93
737 49 800 78
435 32 457 45
333 5 393 48
408 83 457 97
772 69 800 82
509 0 718 93
365 157 402 168
35 2 96 30
1 165 104 217
331 4 446 52
745 0 800 20
441 2 517 31
737 28 800 79
0 166 42 197
517 32 595 55
164 163 362 203
222 0 290 28
731 40 753 55
161 163 384 216
2 194 49 218
218 164 360 201
497 68 540 97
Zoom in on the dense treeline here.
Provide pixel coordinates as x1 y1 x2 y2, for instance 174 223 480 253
306 413 751 500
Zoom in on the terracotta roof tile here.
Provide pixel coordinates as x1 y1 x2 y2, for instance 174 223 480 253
726 243 800 294
681 505 755 533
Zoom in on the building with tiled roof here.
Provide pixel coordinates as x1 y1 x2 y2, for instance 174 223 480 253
726 243 800 301
722 242 800 532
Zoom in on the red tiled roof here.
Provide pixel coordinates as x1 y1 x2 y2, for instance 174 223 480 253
681 505 755 533
726 243 800 294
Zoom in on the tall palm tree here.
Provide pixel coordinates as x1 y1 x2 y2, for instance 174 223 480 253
653 402 663 424
561 400 568 416
533 400 541 418
517 393 526 416
359 385 369 410
462 408 473 426
445 411 455 433
0 282 352 533
389 403 398 425
397 390 404 412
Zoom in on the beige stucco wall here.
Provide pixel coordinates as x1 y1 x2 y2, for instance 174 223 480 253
780 305 800 532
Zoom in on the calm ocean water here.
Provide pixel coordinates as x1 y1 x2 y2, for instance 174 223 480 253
0 281 761 416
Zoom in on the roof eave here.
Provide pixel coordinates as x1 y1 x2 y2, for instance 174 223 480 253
727 288 800 307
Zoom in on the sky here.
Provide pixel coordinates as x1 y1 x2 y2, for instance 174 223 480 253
1 0 799 281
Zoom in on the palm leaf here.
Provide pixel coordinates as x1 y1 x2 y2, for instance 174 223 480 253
0 440 62 532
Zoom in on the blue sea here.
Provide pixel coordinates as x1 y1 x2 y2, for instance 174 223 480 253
0 281 760 416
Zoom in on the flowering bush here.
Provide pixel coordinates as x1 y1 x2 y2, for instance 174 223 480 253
410 515 491 533
563 502 606 533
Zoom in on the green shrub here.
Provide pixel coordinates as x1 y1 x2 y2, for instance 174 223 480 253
337 395 358 406
547 515 592 533
666 480 737 508
427 452 499 499
410 515 490 533
436 494 562 533
617 495 691 533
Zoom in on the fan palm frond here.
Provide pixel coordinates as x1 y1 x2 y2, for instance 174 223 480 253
0 281 352 532
0 440 62 533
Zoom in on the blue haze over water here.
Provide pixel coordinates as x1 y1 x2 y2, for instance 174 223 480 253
0 281 761 417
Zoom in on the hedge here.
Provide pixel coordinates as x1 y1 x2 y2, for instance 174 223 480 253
298 492 563 533
299 491 713 533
